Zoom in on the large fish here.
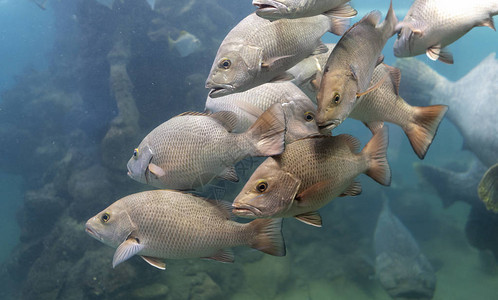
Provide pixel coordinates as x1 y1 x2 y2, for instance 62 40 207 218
85 190 286 269
287 43 335 100
396 54 498 167
204 81 320 143
316 2 397 131
349 63 448 159
205 12 348 98
232 127 391 227
374 198 436 300
127 104 285 190
393 0 498 64
252 0 356 21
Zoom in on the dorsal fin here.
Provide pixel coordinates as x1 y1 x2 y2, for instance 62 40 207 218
335 134 361 153
362 10 382 27
382 64 401 95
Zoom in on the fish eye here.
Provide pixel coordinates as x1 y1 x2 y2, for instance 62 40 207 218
256 181 268 193
101 212 111 223
333 93 341 104
219 58 231 69
304 111 314 122
133 148 139 158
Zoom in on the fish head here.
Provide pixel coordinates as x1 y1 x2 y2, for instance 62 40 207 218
127 143 154 184
85 201 135 248
281 99 320 143
316 70 358 131
206 43 262 98
253 0 292 20
232 157 301 218
393 22 418 58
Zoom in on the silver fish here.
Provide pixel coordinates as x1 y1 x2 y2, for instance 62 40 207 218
85 190 286 269
169 30 202 58
127 104 285 190
204 81 320 143
287 43 335 99
253 0 356 20
374 198 436 300
396 53 498 167
233 127 391 227
205 12 348 98
316 2 397 131
393 0 498 64
349 63 448 159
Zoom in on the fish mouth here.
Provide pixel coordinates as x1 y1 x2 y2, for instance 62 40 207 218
253 0 285 14
85 224 100 241
232 203 262 218
207 84 233 98
317 119 340 132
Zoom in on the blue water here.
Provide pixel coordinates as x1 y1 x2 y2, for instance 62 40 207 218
0 0 497 299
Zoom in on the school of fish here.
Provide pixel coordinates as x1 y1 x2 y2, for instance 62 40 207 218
86 0 498 298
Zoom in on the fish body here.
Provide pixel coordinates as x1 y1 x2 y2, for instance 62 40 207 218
394 0 498 64
169 31 202 57
349 63 448 159
374 199 436 300
204 81 320 143
233 127 391 226
316 2 397 131
127 105 285 190
288 43 335 99
479 163 498 213
396 54 498 167
85 190 286 269
206 13 347 98
253 0 356 20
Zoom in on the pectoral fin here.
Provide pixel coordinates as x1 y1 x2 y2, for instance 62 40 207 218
141 256 166 270
479 18 495 31
294 211 322 227
261 55 293 68
296 179 334 207
217 166 239 182
113 237 144 268
426 45 453 64
356 71 389 97
148 163 166 178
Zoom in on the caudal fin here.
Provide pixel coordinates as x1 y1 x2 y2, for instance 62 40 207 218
405 105 448 159
395 58 450 107
363 126 391 186
323 10 350 36
245 103 286 157
380 0 398 40
247 218 286 257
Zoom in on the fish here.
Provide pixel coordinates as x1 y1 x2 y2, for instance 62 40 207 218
205 12 348 98
374 198 437 300
393 0 498 64
204 81 320 143
479 163 498 213
168 30 202 58
316 2 397 131
85 190 286 269
127 104 285 190
348 63 448 159
253 0 357 21
232 126 391 227
414 159 487 208
287 43 335 100
396 53 498 167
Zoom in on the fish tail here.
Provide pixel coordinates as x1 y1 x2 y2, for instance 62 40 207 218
363 126 391 186
247 218 286 257
381 0 398 39
395 58 450 107
413 163 459 208
405 105 448 159
323 10 350 36
244 103 286 157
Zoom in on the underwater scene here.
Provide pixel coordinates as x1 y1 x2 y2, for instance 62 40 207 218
0 0 497 299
